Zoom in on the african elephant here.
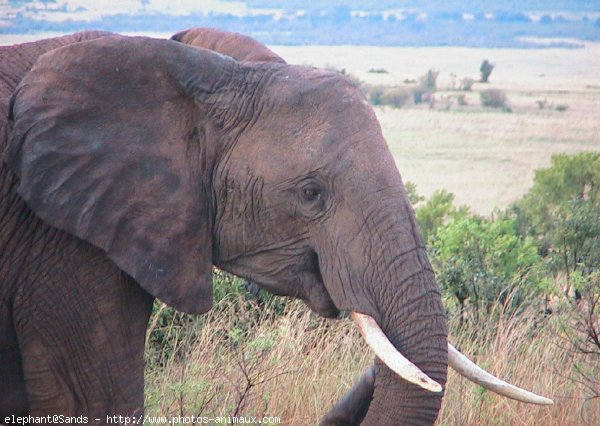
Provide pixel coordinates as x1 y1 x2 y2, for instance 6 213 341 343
0 29 552 425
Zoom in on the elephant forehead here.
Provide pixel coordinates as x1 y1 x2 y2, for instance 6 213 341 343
244 128 395 195
232 65 393 179
259 81 379 149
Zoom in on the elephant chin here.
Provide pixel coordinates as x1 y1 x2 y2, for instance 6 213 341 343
304 296 340 319
302 282 340 318
295 268 340 318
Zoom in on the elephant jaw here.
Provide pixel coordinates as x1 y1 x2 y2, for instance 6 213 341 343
350 312 554 404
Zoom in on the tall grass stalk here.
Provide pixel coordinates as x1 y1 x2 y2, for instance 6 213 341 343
145 293 598 425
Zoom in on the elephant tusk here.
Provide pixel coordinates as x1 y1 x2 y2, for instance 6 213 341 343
448 343 554 405
351 312 443 392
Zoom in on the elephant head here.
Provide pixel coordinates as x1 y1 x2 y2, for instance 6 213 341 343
7 32 551 424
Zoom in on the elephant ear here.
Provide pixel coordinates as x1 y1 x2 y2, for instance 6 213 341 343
172 27 286 64
7 36 239 314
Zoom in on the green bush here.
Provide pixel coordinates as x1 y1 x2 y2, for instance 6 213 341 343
553 271 600 400
460 77 475 91
509 152 600 282
431 216 543 323
365 85 386 105
419 69 439 91
366 85 427 109
367 68 388 74
405 181 424 206
415 189 468 244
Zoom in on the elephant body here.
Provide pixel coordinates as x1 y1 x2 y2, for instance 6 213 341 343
0 29 450 424
0 31 154 417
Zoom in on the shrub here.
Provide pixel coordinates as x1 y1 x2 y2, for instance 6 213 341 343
552 271 600 407
405 181 424 206
415 189 468 245
508 152 600 298
431 216 543 324
364 85 386 105
379 87 414 108
419 69 439 91
555 104 569 111
480 89 507 108
412 86 427 104
460 77 475 91
480 59 494 83
366 85 427 109
367 68 388 74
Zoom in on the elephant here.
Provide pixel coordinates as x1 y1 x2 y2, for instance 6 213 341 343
0 29 552 425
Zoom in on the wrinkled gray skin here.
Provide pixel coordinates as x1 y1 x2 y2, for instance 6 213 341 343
0 29 447 425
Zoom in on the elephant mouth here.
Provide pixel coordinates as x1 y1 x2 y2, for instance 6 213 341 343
304 292 340 319
220 250 340 318
299 261 340 319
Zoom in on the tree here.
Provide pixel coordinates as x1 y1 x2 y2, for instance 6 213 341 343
431 217 542 325
509 152 600 298
404 181 424 206
480 59 494 83
415 189 468 244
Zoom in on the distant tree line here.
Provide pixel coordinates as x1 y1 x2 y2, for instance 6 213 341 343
6 8 600 47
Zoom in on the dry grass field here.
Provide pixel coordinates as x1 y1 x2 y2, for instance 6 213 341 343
144 292 599 426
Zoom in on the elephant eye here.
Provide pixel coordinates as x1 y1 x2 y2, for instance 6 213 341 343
302 186 322 202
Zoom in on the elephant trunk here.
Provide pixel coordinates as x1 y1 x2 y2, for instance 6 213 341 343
316 168 448 424
358 249 448 426
319 198 447 424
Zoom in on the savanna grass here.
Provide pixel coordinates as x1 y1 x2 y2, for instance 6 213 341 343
145 280 598 425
